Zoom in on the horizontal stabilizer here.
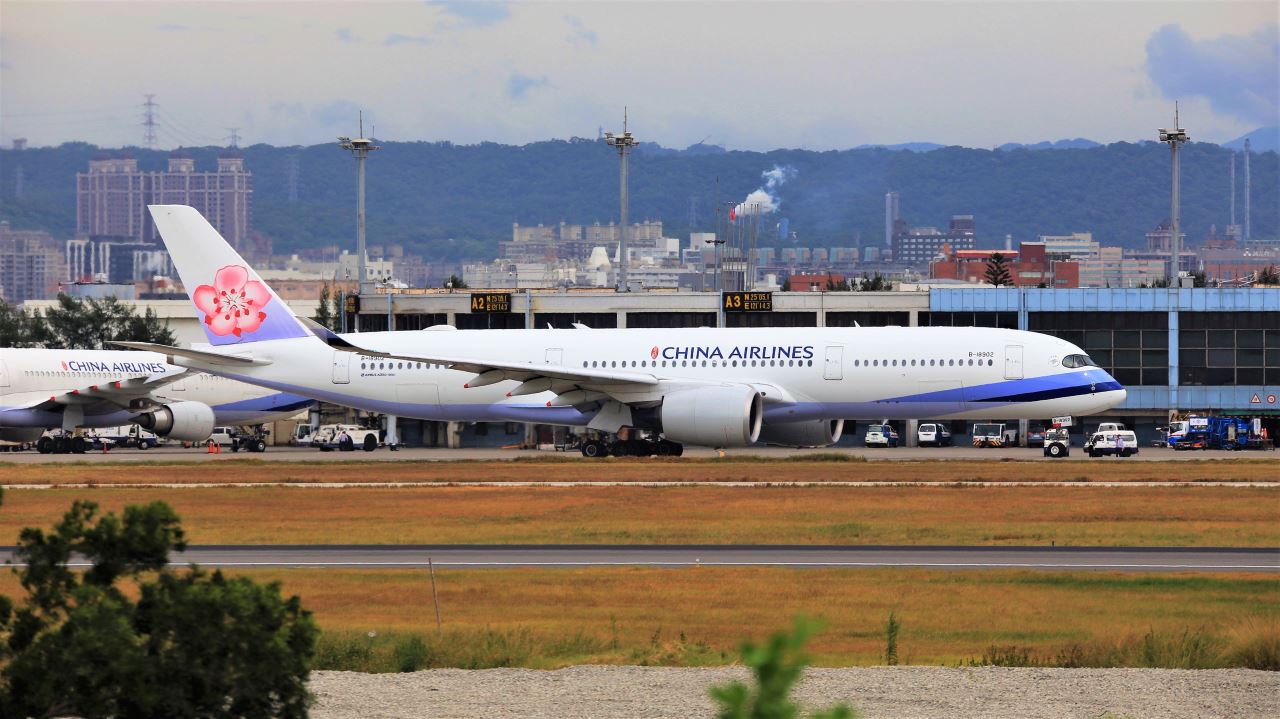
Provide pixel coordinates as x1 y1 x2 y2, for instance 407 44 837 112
111 341 271 367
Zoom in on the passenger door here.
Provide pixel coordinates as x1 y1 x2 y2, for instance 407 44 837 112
332 351 351 384
823 346 843 380
1004 345 1024 380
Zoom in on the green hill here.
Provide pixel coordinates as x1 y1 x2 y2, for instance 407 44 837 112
0 139 1275 261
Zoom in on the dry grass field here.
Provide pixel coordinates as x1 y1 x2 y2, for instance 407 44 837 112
4 567 1270 669
2 457 1278 486
0 484 1276 546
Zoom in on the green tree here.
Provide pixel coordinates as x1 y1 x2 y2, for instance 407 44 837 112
35 294 176 349
444 273 469 290
0 500 317 718
780 277 792 292
825 277 851 291
856 273 890 291
710 617 859 719
314 284 337 331
984 253 1013 286
0 300 40 348
1258 265 1279 285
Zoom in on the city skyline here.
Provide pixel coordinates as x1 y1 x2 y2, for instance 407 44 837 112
1 1 1276 150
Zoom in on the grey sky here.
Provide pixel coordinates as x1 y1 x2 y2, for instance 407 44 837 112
1 1 1276 150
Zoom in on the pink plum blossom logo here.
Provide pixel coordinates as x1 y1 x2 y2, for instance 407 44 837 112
193 265 270 338
650 346 660 359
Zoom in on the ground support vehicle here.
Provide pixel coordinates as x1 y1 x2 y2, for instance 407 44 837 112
311 424 380 452
917 423 952 447
1042 428 1071 458
971 423 1008 448
1086 430 1139 457
864 424 899 448
290 423 316 446
90 425 162 450
1167 417 1259 451
228 425 270 453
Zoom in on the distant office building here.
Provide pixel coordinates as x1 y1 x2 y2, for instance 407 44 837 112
930 242 1077 288
893 215 976 266
884 191 899 249
503 220 665 263
1078 248 1165 288
76 151 253 253
65 237 173 284
1040 232 1099 261
0 222 65 303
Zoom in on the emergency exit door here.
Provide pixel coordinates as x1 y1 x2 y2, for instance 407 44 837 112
332 351 351 384
824 346 843 380
1004 345 1024 380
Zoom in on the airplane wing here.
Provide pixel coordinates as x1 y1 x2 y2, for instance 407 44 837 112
23 370 191 415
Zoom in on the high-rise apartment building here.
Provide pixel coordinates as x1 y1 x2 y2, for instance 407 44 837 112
76 151 252 252
0 222 65 303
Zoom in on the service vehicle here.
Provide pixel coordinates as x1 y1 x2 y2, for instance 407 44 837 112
1026 424 1047 447
864 423 899 448
1085 429 1139 457
1167 416 1261 451
311 423 380 452
970 422 1008 447
1042 427 1071 458
290 423 316 446
90 424 162 450
916 423 952 447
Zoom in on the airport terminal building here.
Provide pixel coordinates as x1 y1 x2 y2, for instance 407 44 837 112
85 287 1280 447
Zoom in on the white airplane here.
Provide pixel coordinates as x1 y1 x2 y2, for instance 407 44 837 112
0 347 316 453
119 205 1126 455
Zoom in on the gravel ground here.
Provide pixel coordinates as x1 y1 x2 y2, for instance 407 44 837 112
310 666 1279 719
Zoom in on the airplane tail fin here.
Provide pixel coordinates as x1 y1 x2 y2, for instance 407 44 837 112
148 205 311 346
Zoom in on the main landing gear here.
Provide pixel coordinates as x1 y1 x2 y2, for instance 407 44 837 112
579 435 683 458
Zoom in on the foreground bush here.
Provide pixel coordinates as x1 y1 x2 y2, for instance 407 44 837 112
0 499 317 718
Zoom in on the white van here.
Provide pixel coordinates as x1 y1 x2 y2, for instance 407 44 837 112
1085 430 1139 458
917 423 952 447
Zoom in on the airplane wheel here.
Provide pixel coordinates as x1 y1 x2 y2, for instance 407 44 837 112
36 437 53 454
610 441 629 457
655 441 671 456
363 435 378 452
71 437 88 454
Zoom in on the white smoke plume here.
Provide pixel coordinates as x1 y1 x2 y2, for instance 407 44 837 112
736 165 796 216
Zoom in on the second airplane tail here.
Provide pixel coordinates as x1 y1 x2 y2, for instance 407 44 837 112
149 205 311 347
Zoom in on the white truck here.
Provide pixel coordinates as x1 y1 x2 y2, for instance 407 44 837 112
90 425 162 450
1085 428 1139 458
311 424 381 452
917 423 952 447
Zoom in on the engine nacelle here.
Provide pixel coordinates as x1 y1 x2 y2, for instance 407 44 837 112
659 385 762 448
135 401 216 442
757 419 845 448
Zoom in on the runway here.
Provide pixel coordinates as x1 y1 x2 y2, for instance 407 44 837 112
8 545 1276 572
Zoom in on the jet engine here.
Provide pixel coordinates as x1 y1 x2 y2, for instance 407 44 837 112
659 385 762 448
757 419 845 448
135 401 216 442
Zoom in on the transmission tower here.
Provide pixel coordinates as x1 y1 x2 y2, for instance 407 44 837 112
141 94 159 148
224 128 242 148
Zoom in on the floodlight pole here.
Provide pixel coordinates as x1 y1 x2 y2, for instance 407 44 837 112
339 113 380 328
1158 105 1189 285
604 109 638 292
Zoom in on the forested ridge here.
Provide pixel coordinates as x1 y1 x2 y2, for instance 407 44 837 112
1 139 1275 261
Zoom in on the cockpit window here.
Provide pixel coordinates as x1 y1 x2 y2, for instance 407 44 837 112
1062 354 1098 368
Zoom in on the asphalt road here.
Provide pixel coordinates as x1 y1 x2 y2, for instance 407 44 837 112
1 444 1269 463
7 545 1274 572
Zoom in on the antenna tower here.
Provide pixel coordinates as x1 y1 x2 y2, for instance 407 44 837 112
141 94 158 148
338 110 381 311
224 128 241 148
604 108 639 292
1243 138 1252 243
1157 103 1189 284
